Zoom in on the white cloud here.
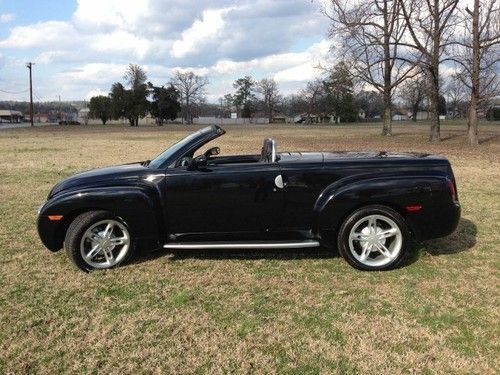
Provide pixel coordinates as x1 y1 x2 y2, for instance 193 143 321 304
273 40 331 82
0 13 15 23
171 8 231 59
0 1 331 101
88 31 152 59
85 88 109 100
211 59 255 74
73 0 151 32
274 63 318 83
0 21 78 48
36 50 69 64
58 63 128 85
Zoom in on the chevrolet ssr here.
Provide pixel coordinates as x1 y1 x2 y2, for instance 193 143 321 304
37 125 461 271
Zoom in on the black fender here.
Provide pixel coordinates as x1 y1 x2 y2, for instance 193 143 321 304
37 185 163 252
313 173 456 242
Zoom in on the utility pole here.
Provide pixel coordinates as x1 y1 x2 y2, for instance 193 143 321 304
219 97 223 126
26 62 34 127
58 95 62 122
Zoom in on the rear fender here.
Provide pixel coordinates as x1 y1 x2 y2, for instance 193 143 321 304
314 174 450 240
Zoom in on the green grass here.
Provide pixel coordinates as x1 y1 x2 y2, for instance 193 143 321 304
0 122 499 374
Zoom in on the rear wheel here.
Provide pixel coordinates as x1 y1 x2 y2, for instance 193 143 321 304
65 211 134 272
337 205 410 271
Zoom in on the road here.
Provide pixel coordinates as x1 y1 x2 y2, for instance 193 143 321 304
0 122 57 130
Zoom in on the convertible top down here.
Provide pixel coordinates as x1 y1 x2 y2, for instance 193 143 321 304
38 125 460 271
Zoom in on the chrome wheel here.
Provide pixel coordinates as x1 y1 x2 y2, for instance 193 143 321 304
348 214 402 267
80 219 130 269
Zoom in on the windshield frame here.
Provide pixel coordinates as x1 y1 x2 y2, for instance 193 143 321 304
148 125 225 169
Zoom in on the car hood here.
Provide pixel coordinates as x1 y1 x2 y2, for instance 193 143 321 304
48 162 150 198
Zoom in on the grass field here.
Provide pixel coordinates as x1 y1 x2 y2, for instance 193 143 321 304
0 122 499 374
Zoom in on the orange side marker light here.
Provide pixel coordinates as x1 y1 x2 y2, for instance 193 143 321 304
48 215 64 221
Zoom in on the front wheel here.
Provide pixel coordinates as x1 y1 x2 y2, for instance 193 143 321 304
64 211 134 272
337 205 410 271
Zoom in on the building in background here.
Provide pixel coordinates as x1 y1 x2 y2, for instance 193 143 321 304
0 110 23 123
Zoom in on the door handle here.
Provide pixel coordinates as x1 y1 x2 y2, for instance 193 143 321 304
274 174 285 189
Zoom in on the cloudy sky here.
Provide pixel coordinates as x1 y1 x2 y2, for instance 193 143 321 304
0 0 331 103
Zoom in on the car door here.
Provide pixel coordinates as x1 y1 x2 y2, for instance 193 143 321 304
163 162 285 238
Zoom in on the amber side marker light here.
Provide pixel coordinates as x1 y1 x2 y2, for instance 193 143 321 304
48 215 63 221
405 205 422 212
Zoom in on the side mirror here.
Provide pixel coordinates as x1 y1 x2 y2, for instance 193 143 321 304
204 146 220 158
188 154 207 170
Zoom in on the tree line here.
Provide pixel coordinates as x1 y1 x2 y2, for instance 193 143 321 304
88 0 498 144
89 65 180 126
90 61 490 128
323 0 499 144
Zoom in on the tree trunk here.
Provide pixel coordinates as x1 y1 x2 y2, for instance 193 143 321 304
428 66 441 141
429 0 441 142
382 106 392 135
429 81 441 142
381 0 392 137
186 97 192 124
412 105 418 121
468 99 479 144
468 0 480 145
382 90 392 136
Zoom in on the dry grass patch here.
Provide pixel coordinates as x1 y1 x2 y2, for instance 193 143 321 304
0 121 499 374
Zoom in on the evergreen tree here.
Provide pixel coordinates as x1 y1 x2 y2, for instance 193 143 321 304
149 83 181 125
323 62 358 122
88 95 112 124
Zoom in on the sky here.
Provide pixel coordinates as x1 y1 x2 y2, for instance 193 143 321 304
0 0 332 103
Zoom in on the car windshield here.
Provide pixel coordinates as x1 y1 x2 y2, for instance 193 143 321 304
148 131 201 169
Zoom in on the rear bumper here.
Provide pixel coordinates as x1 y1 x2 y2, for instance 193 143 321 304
406 202 461 241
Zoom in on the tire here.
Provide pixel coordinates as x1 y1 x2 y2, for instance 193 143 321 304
64 210 134 272
337 205 410 271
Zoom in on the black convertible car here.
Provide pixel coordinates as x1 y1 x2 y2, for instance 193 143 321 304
37 125 460 271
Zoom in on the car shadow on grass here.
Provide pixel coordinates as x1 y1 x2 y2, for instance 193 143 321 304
129 218 476 266
411 218 477 263
130 246 337 264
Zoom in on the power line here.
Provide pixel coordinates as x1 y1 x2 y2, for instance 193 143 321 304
0 88 29 94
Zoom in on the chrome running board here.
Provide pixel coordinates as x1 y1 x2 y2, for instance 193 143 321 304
163 240 320 250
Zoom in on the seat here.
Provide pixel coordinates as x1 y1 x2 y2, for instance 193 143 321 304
259 138 277 163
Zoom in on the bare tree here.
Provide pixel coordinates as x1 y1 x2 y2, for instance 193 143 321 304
324 0 417 136
125 64 147 91
399 0 460 141
399 74 427 121
452 0 499 144
299 80 325 123
443 72 469 118
256 78 281 123
172 71 209 124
